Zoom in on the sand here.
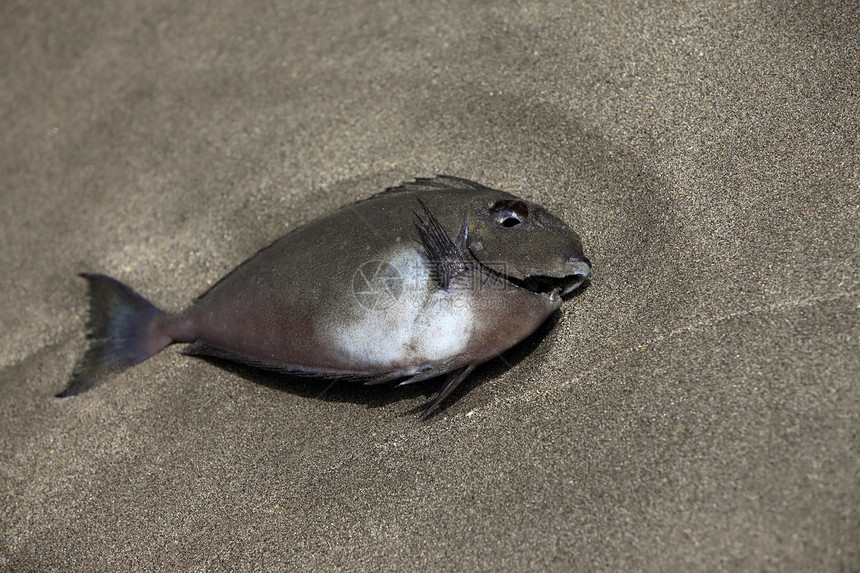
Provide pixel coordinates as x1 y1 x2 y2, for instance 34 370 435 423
1 1 857 570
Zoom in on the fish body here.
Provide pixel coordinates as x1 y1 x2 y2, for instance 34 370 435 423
60 176 591 416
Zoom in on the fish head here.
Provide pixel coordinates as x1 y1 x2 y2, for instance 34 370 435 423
466 194 592 298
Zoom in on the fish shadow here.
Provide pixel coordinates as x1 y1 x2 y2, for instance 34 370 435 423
467 307 565 385
189 353 433 413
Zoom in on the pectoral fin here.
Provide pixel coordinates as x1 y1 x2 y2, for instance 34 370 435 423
413 198 471 290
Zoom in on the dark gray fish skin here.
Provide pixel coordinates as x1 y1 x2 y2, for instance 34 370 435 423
59 176 591 417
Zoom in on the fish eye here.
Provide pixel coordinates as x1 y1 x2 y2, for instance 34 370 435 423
490 200 529 228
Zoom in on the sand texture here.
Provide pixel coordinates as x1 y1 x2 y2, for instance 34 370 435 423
1 1 858 570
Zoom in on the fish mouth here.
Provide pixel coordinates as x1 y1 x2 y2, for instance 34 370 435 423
516 258 592 297
477 256 592 298
516 273 590 297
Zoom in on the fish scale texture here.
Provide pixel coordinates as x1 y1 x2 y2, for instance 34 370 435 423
1 0 858 571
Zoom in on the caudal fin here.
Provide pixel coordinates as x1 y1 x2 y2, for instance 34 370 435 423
57 274 171 397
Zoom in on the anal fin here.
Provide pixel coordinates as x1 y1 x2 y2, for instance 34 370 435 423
184 342 393 382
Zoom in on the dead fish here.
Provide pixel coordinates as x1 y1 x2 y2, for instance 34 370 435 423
58 176 591 417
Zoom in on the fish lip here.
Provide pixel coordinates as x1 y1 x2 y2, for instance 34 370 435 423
559 256 592 296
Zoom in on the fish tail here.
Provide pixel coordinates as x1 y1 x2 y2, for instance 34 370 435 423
57 273 172 397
